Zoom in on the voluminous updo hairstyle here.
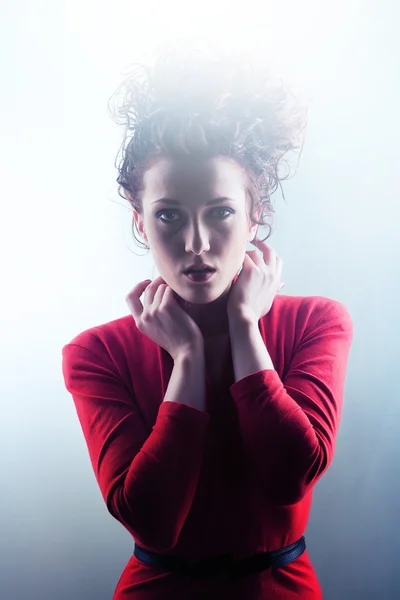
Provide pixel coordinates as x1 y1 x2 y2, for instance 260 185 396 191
108 40 308 254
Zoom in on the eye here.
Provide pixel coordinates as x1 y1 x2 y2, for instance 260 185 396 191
156 209 179 223
156 207 235 224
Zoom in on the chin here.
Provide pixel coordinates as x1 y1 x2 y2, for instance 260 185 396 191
171 274 234 303
172 287 215 306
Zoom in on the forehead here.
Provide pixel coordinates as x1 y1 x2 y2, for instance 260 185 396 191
142 155 247 201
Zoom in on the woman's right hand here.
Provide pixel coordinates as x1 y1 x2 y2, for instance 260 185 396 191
126 277 204 361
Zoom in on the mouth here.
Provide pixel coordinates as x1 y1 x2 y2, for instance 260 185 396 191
184 269 216 283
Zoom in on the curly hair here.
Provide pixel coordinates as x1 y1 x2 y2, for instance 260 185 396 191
108 42 308 253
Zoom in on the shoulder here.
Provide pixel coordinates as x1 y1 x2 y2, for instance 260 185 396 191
61 313 145 368
288 293 351 321
268 293 353 337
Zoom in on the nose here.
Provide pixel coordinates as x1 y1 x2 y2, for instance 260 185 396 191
184 221 211 255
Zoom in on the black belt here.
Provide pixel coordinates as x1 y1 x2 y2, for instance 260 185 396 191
134 536 306 580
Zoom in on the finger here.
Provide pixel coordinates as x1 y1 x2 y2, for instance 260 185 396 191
160 284 174 310
143 276 165 305
245 250 264 269
276 255 283 281
251 238 271 248
125 279 152 318
247 248 275 271
251 240 275 266
267 245 276 267
250 238 271 253
150 282 168 312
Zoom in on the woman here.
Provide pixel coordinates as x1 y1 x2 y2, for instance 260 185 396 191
62 42 354 599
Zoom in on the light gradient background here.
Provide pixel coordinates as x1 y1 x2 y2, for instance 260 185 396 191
1 1 399 599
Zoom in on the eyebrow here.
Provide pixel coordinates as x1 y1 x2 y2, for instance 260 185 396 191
152 196 237 206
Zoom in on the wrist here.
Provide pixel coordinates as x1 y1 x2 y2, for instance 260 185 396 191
228 310 258 330
174 341 204 364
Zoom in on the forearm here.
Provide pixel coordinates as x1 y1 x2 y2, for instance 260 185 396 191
62 342 210 553
123 348 209 551
226 303 353 506
228 315 275 382
164 345 207 412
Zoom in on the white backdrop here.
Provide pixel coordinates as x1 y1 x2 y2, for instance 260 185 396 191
1 1 399 598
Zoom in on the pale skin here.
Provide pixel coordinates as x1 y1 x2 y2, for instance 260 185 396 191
126 154 284 386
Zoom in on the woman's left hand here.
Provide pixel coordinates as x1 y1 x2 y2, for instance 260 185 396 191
227 239 284 323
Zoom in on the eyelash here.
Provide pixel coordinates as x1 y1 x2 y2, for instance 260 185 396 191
156 207 235 224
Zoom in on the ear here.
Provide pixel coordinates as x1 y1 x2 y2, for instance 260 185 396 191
133 210 147 240
248 222 259 242
247 203 262 241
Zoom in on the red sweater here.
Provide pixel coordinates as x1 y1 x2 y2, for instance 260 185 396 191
61 294 353 600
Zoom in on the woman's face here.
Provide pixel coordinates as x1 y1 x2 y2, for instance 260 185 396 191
133 155 260 305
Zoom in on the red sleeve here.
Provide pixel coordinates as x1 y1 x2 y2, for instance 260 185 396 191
61 343 210 551
229 300 354 506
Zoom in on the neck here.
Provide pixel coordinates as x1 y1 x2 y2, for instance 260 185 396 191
173 290 230 338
